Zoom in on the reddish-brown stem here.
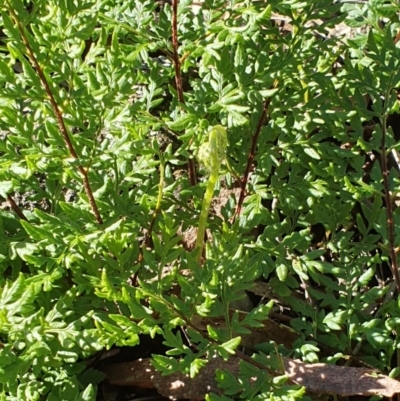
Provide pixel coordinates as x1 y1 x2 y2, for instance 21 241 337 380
234 95 273 219
394 29 400 44
6 195 27 221
171 0 197 185
380 115 400 292
172 0 183 104
8 6 103 225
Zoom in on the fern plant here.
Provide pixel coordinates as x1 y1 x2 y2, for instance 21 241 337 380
0 0 400 400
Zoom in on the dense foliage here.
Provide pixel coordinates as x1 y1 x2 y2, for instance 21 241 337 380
1 0 400 399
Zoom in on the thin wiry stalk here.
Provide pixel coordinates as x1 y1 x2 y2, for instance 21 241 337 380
171 0 197 185
146 157 165 245
6 195 27 221
234 83 277 219
380 82 400 292
7 4 103 225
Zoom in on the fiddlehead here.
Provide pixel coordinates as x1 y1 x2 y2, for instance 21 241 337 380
195 125 227 263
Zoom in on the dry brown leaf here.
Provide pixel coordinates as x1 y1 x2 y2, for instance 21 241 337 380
101 357 240 400
101 356 400 399
284 358 400 397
